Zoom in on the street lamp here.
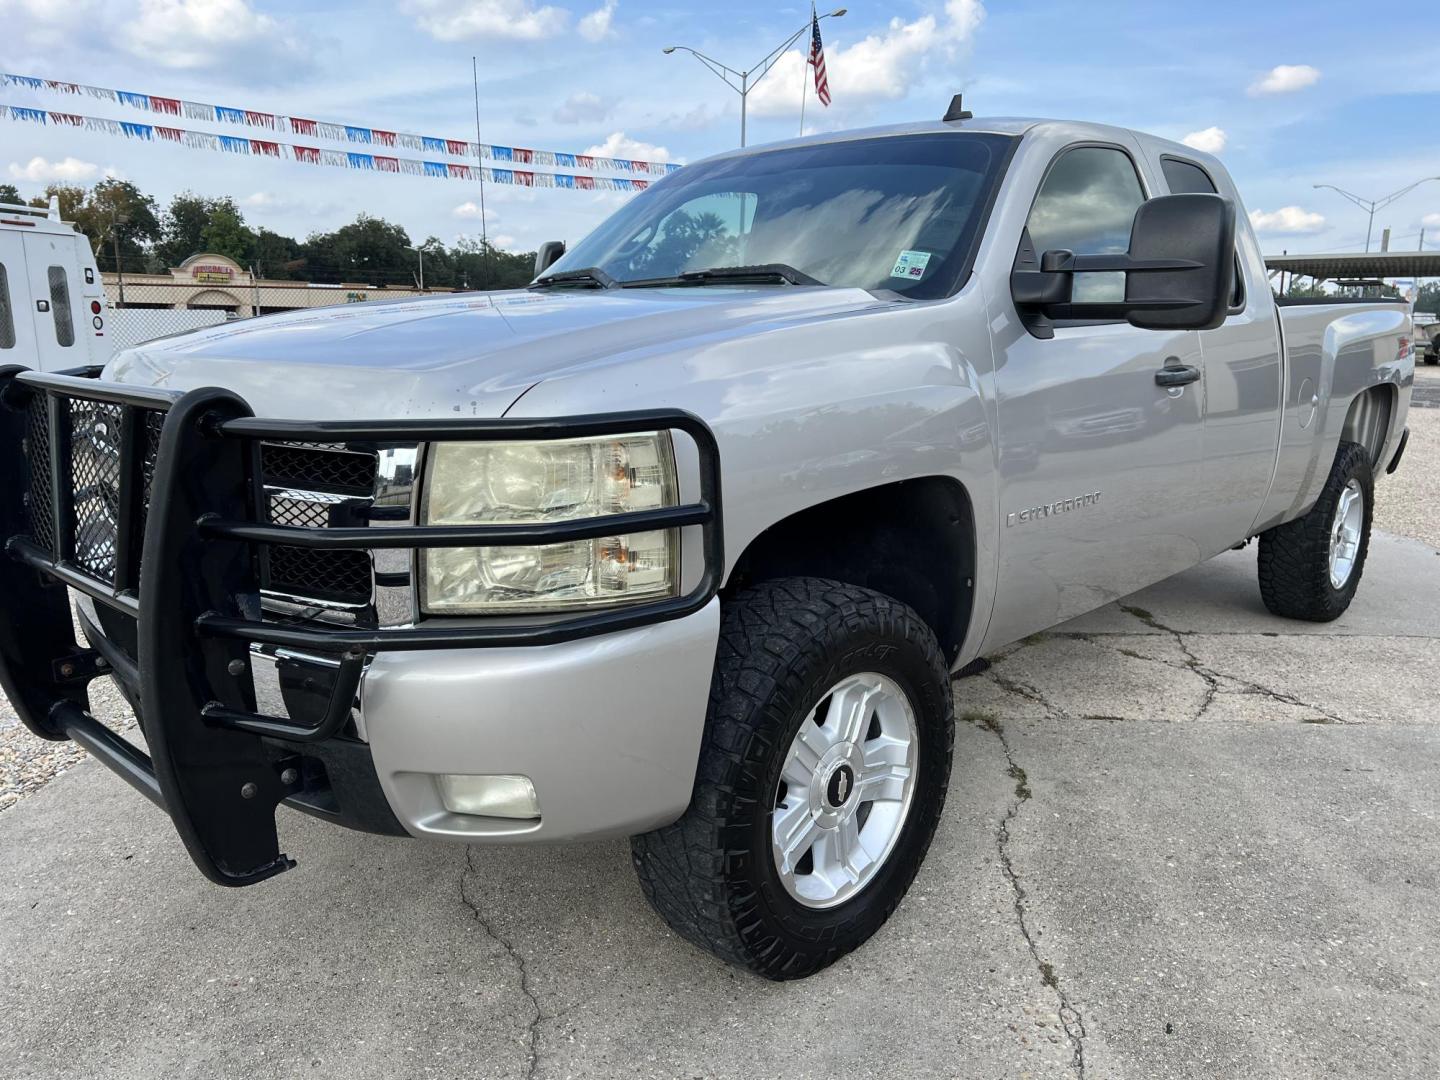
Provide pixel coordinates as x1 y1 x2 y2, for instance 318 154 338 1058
405 245 426 291
1313 177 1440 252
663 8 846 148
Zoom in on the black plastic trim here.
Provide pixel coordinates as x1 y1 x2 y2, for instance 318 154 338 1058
1387 427 1409 475
0 365 725 888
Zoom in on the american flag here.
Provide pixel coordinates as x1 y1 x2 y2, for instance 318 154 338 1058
808 11 831 107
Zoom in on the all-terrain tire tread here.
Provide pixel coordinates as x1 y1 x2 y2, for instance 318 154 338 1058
1257 440 1374 622
631 577 953 979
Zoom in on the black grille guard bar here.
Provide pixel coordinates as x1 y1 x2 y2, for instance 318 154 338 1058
0 365 724 888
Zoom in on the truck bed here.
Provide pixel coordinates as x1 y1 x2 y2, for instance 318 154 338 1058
1256 299 1412 530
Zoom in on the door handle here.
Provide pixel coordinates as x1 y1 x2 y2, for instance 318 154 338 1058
1155 363 1201 388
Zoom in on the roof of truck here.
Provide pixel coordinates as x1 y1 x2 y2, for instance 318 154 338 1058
690 116 1214 169
0 201 88 239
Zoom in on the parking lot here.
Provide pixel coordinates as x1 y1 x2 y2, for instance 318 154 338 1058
3 366 1438 1080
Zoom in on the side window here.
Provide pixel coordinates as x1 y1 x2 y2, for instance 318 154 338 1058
1160 157 1216 195
0 263 15 349
47 265 74 348
1160 157 1245 310
1025 146 1146 302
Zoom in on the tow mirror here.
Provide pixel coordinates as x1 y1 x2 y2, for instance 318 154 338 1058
534 240 566 277
1011 193 1236 337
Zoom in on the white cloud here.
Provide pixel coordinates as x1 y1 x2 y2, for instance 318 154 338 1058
120 0 308 75
1249 206 1326 235
7 156 102 183
1181 127 1227 154
1248 64 1320 96
452 201 496 220
584 132 671 163
749 0 985 117
1422 212 1440 228
554 92 612 125
578 0 616 42
405 0 568 41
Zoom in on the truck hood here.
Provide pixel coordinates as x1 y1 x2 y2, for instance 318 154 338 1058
106 286 891 419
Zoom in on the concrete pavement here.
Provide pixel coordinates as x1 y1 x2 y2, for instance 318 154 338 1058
2 531 1438 1080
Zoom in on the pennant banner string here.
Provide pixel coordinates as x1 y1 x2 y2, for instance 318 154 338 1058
1 72 680 177
0 105 660 194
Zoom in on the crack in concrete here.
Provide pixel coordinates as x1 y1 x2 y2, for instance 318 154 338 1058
1117 604 1348 724
987 607 1351 725
988 667 1066 720
978 715 1088 1078
460 846 549 1080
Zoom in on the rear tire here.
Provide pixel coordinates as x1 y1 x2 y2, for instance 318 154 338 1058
631 578 954 980
1257 440 1374 622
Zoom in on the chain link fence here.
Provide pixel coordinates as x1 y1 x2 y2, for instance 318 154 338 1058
101 279 440 351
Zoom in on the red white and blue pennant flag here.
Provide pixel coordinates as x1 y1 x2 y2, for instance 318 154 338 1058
0 72 681 178
0 105 661 193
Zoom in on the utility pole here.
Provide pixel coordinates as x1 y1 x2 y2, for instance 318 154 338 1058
109 214 127 307
1313 177 1440 252
663 9 846 148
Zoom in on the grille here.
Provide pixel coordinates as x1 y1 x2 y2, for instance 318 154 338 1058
262 454 378 607
20 397 379 610
24 397 55 555
267 546 374 605
69 401 124 582
261 444 375 493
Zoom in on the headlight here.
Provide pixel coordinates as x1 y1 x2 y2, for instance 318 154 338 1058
421 433 678 613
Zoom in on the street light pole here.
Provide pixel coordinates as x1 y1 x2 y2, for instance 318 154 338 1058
1313 177 1440 252
663 9 846 148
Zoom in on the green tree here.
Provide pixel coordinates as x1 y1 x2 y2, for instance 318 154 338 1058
156 192 216 266
251 228 303 280
0 183 22 205
78 180 161 272
1415 282 1440 315
302 214 415 285
199 200 254 265
29 184 87 223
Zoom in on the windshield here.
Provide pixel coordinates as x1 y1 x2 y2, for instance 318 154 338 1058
546 132 1015 300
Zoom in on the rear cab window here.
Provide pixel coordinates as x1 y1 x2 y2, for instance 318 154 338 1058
1159 156 1245 311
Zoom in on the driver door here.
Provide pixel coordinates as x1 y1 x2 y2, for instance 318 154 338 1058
982 143 1207 649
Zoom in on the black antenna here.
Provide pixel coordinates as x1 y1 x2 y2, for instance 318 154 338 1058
943 94 972 122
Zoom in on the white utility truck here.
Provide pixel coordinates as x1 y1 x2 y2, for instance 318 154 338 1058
0 197 110 372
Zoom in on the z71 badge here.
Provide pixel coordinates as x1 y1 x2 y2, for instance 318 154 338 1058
1007 491 1102 527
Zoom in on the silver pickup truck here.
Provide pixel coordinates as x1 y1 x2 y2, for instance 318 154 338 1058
0 109 1414 980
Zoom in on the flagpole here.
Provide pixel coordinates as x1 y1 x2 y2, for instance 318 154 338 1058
471 56 493 291
799 3 812 136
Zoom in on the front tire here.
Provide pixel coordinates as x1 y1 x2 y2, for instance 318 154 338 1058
631 578 954 980
1257 440 1374 621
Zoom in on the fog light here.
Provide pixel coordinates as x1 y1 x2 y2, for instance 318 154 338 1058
437 774 541 820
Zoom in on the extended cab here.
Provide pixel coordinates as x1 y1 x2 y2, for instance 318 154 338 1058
0 113 1413 980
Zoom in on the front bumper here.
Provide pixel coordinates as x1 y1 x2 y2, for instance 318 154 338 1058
0 365 722 886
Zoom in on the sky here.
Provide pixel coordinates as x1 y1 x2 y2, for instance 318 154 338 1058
2 0 1438 260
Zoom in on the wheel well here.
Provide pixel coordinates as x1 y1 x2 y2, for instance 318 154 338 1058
1340 385 1394 469
724 477 976 664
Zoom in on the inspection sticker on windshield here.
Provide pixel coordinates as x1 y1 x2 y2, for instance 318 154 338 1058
890 249 932 281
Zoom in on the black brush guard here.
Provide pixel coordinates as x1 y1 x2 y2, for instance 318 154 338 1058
0 366 722 887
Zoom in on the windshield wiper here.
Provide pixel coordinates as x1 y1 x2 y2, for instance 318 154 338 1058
624 263 825 289
531 266 618 290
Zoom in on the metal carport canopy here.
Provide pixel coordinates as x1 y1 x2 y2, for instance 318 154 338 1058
1264 250 1440 280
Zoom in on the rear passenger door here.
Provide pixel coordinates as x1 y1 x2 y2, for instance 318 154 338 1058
1158 156 1282 554
0 228 39 367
